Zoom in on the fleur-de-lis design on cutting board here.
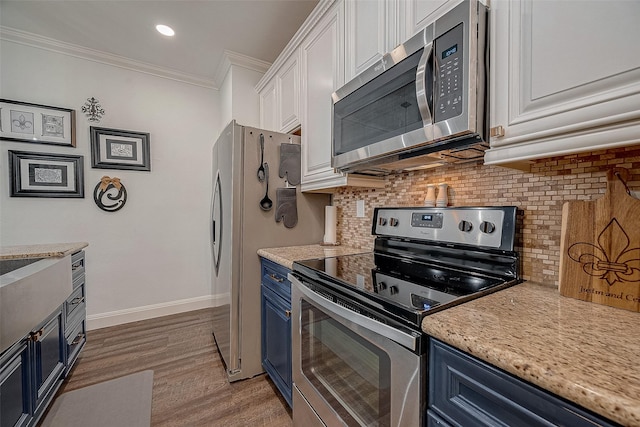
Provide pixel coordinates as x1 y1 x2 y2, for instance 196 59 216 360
568 218 640 286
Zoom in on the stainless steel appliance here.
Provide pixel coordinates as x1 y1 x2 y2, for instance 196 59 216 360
332 0 488 175
211 120 329 382
290 206 520 426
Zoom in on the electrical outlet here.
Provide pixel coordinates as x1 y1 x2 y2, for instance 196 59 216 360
356 200 365 217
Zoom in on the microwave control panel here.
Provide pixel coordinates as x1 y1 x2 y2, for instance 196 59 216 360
434 23 464 123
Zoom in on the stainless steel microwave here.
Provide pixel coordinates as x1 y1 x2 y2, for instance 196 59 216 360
332 0 488 175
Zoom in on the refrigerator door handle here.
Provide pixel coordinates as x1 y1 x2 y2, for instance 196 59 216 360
212 172 222 275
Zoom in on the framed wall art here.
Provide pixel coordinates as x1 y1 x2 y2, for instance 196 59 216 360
9 150 84 198
90 126 151 171
0 99 76 147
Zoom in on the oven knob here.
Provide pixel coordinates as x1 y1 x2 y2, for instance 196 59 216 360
389 218 399 227
458 220 473 232
378 281 387 291
480 221 496 234
389 286 398 295
378 217 387 226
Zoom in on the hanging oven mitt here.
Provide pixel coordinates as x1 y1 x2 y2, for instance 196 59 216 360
275 188 298 228
278 143 301 186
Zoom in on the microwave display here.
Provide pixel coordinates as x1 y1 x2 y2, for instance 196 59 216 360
442 44 458 59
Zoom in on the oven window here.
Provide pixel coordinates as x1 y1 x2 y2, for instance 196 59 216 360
333 49 425 157
300 300 391 427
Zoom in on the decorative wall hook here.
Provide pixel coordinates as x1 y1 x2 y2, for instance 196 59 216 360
82 97 105 122
93 176 127 212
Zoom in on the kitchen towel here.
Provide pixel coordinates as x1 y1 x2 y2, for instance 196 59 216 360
275 188 298 228
41 370 153 427
323 205 337 245
278 143 301 186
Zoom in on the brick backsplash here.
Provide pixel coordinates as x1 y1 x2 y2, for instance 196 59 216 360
332 145 640 286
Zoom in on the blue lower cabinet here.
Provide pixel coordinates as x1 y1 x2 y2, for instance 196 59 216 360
260 258 292 408
32 309 65 418
429 338 617 427
0 250 86 427
0 341 30 427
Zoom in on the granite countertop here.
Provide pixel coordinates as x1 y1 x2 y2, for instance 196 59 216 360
257 244 370 269
0 242 89 260
423 281 640 426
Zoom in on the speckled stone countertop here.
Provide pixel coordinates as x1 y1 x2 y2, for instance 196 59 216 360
423 281 640 426
257 244 370 269
0 242 88 260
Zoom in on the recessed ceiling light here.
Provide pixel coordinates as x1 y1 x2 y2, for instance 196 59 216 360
156 24 175 37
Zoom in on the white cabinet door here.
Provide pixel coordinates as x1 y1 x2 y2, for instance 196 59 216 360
259 79 278 132
345 0 399 82
401 0 461 40
486 0 640 165
300 1 345 191
278 53 300 133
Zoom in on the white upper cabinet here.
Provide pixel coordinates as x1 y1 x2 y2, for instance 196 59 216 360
401 0 462 39
259 79 278 132
278 53 301 133
300 1 345 191
344 0 399 82
258 53 300 133
485 0 640 166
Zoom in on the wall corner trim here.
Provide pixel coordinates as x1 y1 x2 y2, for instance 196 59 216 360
214 49 272 88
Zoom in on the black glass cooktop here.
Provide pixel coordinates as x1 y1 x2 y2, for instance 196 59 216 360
293 251 509 327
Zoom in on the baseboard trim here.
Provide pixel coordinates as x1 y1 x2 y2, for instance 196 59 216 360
86 294 229 331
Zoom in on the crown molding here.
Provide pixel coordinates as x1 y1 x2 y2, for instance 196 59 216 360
0 26 218 89
214 49 272 87
256 0 336 92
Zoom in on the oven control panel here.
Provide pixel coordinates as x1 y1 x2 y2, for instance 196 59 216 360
373 207 517 250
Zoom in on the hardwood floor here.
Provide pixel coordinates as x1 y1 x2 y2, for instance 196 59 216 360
54 308 293 427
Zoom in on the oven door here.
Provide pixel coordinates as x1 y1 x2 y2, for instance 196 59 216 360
290 274 424 427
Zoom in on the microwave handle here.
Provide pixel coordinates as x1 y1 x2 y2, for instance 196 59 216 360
415 42 433 126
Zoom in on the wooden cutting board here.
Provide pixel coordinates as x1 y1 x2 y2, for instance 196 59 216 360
559 167 640 312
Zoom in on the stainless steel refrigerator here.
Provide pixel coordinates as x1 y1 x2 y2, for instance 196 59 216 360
211 120 329 382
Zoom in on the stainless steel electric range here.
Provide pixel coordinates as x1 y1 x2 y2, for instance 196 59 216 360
289 206 521 427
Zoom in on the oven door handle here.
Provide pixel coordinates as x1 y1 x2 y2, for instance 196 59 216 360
290 274 419 351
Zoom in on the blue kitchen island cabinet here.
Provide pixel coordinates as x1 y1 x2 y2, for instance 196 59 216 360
260 258 292 408
428 338 618 427
0 249 87 427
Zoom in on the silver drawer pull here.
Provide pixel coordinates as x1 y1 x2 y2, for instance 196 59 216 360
71 296 85 305
269 273 284 283
71 334 85 345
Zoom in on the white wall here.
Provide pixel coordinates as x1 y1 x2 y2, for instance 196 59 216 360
0 39 221 329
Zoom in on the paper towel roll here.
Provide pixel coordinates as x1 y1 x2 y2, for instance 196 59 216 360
323 205 337 245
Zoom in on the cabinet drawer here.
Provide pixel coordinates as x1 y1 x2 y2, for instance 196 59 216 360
261 258 291 301
65 283 85 322
429 339 617 427
64 318 86 376
71 251 85 282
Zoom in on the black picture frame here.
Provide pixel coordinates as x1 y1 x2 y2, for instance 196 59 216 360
9 150 84 198
0 99 76 147
90 126 151 171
